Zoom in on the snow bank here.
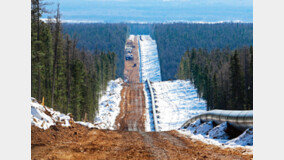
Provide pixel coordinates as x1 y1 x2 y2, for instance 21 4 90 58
94 78 123 130
226 128 253 146
31 78 123 130
180 120 253 148
186 119 202 132
195 121 214 135
208 122 230 140
178 130 253 152
139 35 162 82
150 80 207 131
31 98 72 130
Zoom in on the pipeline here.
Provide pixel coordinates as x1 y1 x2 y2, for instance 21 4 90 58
138 35 142 83
146 79 159 131
180 110 253 131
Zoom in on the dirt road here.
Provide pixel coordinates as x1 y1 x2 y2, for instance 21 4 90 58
124 36 140 83
115 83 145 131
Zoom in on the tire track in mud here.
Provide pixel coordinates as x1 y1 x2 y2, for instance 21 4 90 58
115 83 146 132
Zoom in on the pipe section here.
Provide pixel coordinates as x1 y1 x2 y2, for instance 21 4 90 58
181 110 253 131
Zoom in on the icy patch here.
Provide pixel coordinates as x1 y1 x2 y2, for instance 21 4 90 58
195 121 214 135
226 128 253 146
208 122 230 140
139 35 162 82
150 80 207 131
94 78 123 130
31 98 72 130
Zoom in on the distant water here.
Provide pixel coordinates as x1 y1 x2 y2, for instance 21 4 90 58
44 0 253 23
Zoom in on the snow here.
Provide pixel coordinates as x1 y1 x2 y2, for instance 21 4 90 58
178 130 253 152
180 120 253 148
139 35 162 82
143 82 156 132
31 78 124 130
150 80 207 131
186 119 202 132
194 121 214 135
75 121 96 128
128 35 135 42
208 122 230 140
226 128 253 146
94 78 123 130
31 98 72 130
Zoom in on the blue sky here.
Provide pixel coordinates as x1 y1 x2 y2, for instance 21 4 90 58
44 0 253 22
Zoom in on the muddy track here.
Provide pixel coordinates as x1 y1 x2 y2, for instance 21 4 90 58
115 83 146 131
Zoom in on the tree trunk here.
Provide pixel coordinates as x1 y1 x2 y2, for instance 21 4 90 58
66 36 71 113
36 0 41 100
51 4 61 108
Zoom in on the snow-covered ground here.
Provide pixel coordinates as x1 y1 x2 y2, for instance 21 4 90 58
31 98 72 130
178 129 253 153
94 78 123 130
31 78 124 130
139 35 162 82
180 119 253 148
150 80 207 131
143 82 156 132
128 35 135 42
226 128 253 146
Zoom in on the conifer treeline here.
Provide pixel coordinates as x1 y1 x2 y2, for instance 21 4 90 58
31 1 117 121
153 23 253 80
177 46 253 110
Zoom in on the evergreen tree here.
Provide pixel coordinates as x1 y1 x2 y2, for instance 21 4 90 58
229 51 245 110
31 1 118 121
177 46 252 110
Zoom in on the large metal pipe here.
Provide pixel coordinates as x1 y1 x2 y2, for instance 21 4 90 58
180 110 253 131
146 79 159 131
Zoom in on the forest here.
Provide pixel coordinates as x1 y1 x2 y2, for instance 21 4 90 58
126 23 154 36
62 23 128 78
31 1 116 121
177 46 253 110
152 23 253 80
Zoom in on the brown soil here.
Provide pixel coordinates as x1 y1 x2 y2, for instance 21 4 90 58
115 83 146 131
124 35 140 83
31 125 252 160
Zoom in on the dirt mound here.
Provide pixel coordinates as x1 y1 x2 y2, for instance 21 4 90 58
31 124 90 148
32 124 252 160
